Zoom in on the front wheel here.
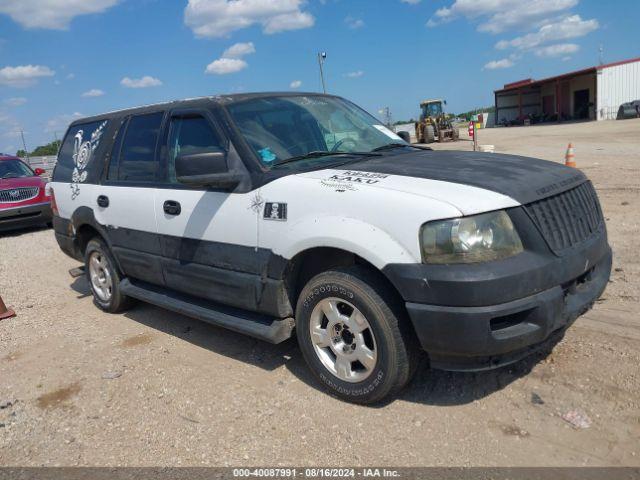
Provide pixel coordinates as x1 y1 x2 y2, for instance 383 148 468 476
425 125 435 143
84 237 134 313
296 267 418 404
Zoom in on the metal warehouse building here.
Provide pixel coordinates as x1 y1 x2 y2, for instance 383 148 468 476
494 56 640 125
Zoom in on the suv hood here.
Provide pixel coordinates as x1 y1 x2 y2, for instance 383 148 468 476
0 176 45 190
295 150 587 216
337 150 587 205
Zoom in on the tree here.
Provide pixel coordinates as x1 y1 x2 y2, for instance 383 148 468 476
16 140 61 158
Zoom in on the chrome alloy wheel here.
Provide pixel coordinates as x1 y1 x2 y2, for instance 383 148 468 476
89 251 113 302
309 297 378 383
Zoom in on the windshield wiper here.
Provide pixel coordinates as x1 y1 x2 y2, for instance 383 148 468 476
272 150 380 167
371 143 412 152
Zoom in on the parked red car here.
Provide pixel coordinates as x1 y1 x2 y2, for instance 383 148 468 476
0 154 52 232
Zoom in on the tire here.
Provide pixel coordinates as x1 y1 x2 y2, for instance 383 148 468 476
84 237 134 313
295 266 418 404
415 124 425 144
425 125 435 143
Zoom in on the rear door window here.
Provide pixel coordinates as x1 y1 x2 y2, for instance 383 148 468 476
118 112 164 182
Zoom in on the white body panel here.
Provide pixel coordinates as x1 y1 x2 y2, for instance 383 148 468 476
56 184 158 234
53 168 518 267
597 60 640 120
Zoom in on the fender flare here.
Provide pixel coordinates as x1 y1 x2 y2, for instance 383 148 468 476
69 207 123 272
277 216 418 271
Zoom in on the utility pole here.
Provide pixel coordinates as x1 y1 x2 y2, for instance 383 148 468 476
598 44 604 65
379 107 392 128
20 129 30 163
317 52 327 94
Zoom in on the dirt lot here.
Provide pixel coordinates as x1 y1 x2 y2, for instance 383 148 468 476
1 119 639 467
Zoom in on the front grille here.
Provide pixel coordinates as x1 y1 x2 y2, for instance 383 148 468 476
525 181 604 254
0 187 40 203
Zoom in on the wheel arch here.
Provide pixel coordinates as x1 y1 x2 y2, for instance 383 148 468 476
69 207 123 272
282 246 409 320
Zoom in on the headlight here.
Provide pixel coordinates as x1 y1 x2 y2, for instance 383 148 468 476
420 210 523 264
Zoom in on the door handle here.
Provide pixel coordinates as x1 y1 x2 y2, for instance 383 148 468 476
97 195 109 208
163 200 181 216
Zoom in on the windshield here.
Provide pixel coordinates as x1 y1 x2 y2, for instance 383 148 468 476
422 102 443 118
226 95 408 167
0 159 34 179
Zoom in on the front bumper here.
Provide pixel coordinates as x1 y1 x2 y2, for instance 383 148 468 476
406 246 611 371
0 202 52 232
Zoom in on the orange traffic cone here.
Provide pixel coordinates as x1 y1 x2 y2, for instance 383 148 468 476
565 143 576 168
0 294 16 320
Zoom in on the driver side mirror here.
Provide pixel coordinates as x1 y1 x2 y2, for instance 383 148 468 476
34 168 46 176
175 151 241 190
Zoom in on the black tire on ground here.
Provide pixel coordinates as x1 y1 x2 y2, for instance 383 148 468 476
425 125 435 143
84 237 134 313
295 266 419 404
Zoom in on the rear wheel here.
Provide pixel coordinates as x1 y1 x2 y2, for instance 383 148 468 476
85 238 134 313
296 266 418 404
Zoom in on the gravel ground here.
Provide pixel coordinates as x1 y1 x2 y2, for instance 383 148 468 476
1 119 639 467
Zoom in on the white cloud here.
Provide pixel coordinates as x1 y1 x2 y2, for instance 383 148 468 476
345 16 364 29
44 112 83 133
345 70 364 78
496 15 598 50
184 0 314 38
66 73 75 79
483 58 515 69
0 0 120 30
0 65 55 88
290 80 302 88
120 76 162 88
207 41 255 75
205 58 248 75
401 0 422 4
81 88 105 97
534 42 579 57
4 97 27 107
222 41 255 58
427 0 578 33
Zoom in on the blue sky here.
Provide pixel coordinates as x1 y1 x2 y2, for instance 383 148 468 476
1 0 638 154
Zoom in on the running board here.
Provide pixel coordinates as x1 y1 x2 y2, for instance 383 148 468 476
119 279 294 344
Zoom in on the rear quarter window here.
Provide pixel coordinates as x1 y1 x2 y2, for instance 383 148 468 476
53 120 109 183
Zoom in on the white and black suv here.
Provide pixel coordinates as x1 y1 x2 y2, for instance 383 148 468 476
51 93 612 403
